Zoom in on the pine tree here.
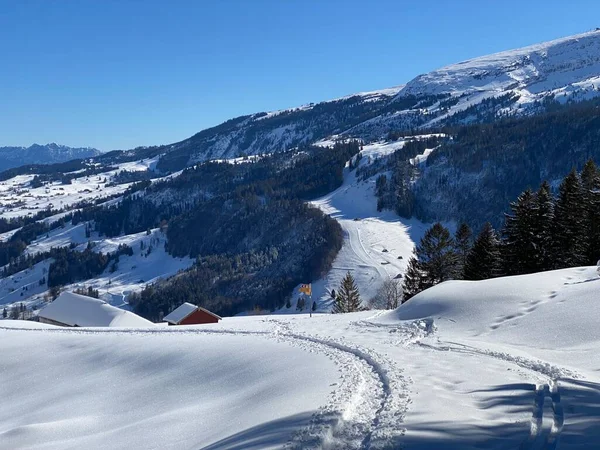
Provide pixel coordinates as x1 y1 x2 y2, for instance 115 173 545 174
551 169 587 268
332 271 361 313
580 159 600 264
419 223 458 284
464 222 502 280
454 222 472 278
402 254 423 302
532 181 555 271
402 223 457 301
502 189 539 275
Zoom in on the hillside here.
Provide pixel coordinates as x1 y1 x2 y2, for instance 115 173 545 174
152 30 600 170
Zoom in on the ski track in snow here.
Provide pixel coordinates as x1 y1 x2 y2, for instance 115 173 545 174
349 316 575 449
0 322 409 450
413 340 572 449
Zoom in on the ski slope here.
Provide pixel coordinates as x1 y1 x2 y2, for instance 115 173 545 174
301 141 429 310
2 266 600 449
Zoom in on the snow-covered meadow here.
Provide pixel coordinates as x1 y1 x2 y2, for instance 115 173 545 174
2 265 600 449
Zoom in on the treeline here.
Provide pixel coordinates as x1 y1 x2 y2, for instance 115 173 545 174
0 214 74 267
154 87 385 172
403 160 600 299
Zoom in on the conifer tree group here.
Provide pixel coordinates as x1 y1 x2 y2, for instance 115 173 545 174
402 159 600 301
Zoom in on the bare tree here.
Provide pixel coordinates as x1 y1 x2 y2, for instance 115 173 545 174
370 278 402 310
9 305 20 320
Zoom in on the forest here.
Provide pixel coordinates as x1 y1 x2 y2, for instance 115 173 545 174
90 142 359 319
377 97 600 230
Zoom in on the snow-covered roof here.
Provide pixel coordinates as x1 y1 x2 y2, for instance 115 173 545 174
38 292 154 328
163 302 221 324
164 302 197 324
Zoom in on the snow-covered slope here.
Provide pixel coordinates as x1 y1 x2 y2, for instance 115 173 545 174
0 321 339 449
156 88 401 168
3 266 600 449
294 140 430 310
402 30 600 100
0 157 193 312
70 228 194 308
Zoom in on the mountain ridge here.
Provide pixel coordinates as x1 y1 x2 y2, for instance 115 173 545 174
155 29 600 170
0 143 101 172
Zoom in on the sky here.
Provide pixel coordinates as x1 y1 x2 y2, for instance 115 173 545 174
1 0 599 151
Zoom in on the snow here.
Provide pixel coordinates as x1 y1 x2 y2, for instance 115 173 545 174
0 156 167 222
388 29 600 129
0 321 339 449
0 260 50 308
401 30 600 98
9 225 194 309
38 291 154 327
299 140 429 310
2 266 600 448
24 222 90 256
163 302 199 324
256 86 403 122
74 228 194 308
410 147 435 166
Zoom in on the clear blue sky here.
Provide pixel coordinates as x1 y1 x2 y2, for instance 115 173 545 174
1 0 598 151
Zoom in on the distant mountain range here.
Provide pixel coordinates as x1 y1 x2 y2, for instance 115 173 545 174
0 143 101 172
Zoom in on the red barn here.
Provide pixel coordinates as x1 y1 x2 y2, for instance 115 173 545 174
163 302 222 326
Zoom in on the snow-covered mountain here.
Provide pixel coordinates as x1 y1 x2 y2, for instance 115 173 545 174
402 30 600 99
156 30 600 169
156 87 403 170
0 143 101 172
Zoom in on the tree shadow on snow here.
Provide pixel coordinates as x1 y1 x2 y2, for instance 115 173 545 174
198 411 328 450
400 380 600 450
199 380 600 449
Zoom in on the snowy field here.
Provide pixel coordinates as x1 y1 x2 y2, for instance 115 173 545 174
0 155 163 222
2 265 599 449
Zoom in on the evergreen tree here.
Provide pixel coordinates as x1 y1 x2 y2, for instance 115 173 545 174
464 222 502 280
332 271 361 313
2 307 6 319
551 169 587 268
532 181 555 271
419 223 458 284
454 222 472 278
402 223 457 300
401 255 422 302
502 189 538 275
580 159 600 264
